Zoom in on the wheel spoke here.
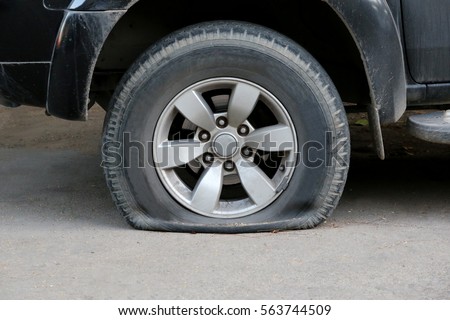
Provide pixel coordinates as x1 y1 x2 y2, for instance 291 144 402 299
236 159 276 205
228 82 260 127
191 162 224 212
245 124 295 152
156 140 208 169
174 90 216 131
154 77 297 217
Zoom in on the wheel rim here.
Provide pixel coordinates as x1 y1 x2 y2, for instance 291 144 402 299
153 77 298 218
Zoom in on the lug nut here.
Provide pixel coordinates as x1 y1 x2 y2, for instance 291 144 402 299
224 161 235 172
241 146 253 158
216 116 228 129
203 153 215 164
237 124 250 136
199 130 211 142
279 165 286 172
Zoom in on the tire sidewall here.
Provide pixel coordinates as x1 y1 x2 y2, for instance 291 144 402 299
104 22 349 231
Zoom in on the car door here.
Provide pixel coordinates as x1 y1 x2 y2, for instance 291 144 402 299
402 0 450 83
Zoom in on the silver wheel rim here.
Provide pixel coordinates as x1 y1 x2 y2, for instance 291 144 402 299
153 77 298 218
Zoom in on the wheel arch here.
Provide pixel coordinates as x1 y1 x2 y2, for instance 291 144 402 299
48 0 406 141
45 0 140 120
325 0 407 120
93 0 374 106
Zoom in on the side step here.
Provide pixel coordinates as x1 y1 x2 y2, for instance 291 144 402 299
407 110 450 144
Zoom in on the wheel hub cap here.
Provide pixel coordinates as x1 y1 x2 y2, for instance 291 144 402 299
212 133 238 158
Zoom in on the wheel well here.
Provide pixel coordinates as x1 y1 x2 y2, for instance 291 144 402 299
92 0 370 107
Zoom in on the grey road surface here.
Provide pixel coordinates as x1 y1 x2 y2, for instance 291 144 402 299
0 106 449 299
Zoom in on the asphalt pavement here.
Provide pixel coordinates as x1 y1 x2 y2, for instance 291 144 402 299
0 106 449 299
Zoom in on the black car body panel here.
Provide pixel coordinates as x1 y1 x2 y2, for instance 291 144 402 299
1 0 450 125
48 10 125 120
402 0 450 84
0 0 62 107
0 1 62 62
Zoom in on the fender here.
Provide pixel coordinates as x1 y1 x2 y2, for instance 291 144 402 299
324 0 406 123
46 0 138 120
324 0 407 159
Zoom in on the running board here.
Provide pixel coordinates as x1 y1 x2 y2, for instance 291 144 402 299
407 110 450 144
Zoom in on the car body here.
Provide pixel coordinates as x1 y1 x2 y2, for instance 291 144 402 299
1 0 449 232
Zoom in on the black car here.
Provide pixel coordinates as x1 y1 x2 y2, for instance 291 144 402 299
1 0 449 233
